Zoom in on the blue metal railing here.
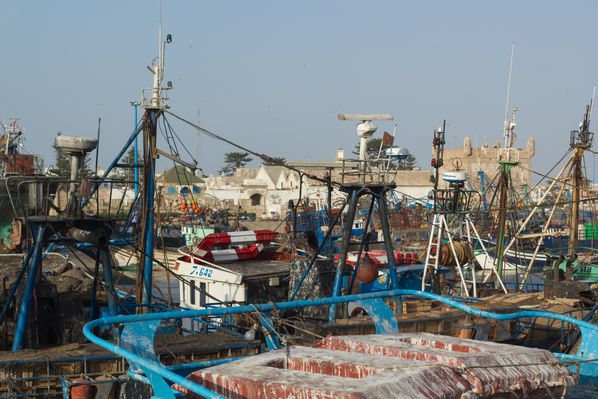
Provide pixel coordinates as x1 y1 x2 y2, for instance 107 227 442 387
84 289 598 397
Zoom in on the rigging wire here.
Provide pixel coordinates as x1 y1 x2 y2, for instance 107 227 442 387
122 109 597 301
165 109 589 223
164 110 337 187
108 224 231 306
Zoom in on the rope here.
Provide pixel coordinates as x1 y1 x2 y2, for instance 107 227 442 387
165 110 337 187
108 225 228 306
278 318 325 340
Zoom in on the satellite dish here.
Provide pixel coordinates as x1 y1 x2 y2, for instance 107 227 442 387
385 147 411 159
442 170 468 183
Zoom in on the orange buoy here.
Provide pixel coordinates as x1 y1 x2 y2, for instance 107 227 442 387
70 378 92 399
356 254 378 284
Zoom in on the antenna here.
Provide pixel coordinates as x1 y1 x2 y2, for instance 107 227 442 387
143 0 173 109
503 43 515 149
337 113 393 183
589 86 596 123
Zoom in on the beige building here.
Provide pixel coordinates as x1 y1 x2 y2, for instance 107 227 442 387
440 137 535 190
197 138 535 217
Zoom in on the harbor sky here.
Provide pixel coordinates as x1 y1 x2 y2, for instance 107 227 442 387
1 0 597 177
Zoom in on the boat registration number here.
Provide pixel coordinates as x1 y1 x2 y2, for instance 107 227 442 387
190 265 214 279
578 265 594 274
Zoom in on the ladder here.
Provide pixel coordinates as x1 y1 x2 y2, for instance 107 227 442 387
422 213 507 297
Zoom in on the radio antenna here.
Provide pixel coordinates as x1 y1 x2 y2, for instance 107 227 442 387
503 43 516 149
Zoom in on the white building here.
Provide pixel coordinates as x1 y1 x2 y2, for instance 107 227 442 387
200 166 343 219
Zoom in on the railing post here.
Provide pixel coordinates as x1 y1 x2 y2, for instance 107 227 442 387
12 225 46 351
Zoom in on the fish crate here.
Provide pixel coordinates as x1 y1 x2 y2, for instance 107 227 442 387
401 299 433 314
384 298 433 315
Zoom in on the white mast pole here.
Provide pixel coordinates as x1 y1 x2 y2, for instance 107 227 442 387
503 43 515 149
590 86 596 122
150 0 164 108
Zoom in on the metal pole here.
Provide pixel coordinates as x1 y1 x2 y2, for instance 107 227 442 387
12 225 45 351
132 102 140 198
479 171 487 210
292 174 303 245
89 247 100 321
495 165 509 277
348 198 375 292
570 149 583 256
359 136 368 183
138 110 159 308
82 122 144 207
326 169 333 258
289 201 347 301
0 246 34 322
421 214 438 291
100 246 118 316
376 189 399 288
95 118 101 179
501 156 572 257
329 189 361 322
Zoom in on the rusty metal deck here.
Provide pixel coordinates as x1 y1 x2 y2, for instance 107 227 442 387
180 333 572 398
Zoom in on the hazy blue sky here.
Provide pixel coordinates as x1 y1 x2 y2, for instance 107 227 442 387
1 1 597 179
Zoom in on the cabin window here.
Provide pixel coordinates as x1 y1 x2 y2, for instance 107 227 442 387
190 280 196 305
180 186 190 195
167 186 176 194
250 193 262 206
200 282 206 307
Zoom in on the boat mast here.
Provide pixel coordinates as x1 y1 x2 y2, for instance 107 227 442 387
569 91 594 256
494 44 519 278
136 12 173 309
511 94 595 290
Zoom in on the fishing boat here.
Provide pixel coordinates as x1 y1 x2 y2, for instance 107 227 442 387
0 118 40 252
182 230 279 263
489 97 598 289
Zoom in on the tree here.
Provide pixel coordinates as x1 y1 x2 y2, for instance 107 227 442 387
220 152 253 176
120 147 136 182
48 146 93 178
262 156 286 166
48 147 70 178
352 138 391 160
396 154 417 170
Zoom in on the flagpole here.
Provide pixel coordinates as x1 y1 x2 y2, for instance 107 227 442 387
377 133 387 160
383 124 398 172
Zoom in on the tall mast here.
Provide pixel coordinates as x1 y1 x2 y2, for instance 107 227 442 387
569 93 594 256
503 44 515 149
431 121 446 214
136 7 173 309
494 45 519 278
